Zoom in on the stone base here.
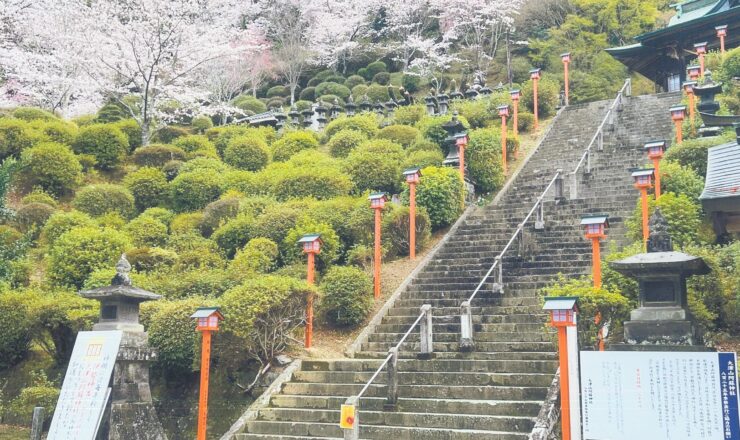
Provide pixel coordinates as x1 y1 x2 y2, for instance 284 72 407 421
609 344 715 352
109 402 167 440
623 319 695 345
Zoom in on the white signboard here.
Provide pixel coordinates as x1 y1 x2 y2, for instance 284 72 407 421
581 351 740 440
48 331 122 440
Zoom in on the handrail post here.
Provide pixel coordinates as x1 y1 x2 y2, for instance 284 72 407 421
493 256 503 293
343 396 360 440
626 78 632 96
597 129 603 151
570 171 578 200
459 301 474 352
586 150 591 174
419 305 434 359
554 170 564 200
385 347 399 409
535 202 545 230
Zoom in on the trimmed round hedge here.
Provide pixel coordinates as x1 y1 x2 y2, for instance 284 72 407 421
72 124 129 169
327 129 368 158
132 144 186 167
404 166 464 229
19 142 82 196
170 169 225 212
124 167 170 211
320 266 373 327
224 136 270 171
72 184 135 218
271 131 319 162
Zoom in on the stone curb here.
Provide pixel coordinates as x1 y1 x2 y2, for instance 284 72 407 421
219 359 302 439
529 369 561 440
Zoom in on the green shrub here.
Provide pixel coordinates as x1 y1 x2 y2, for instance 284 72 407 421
72 124 128 169
173 135 218 158
115 119 143 151
466 128 505 193
5 372 59 425
366 84 390 103
407 138 440 153
271 131 319 162
162 160 184 181
299 87 316 102
200 197 241 236
403 149 444 170
719 46 740 82
174 246 226 272
517 111 535 132
12 107 57 121
21 189 57 207
372 72 391 85
232 95 268 114
364 61 387 80
47 226 131 288
124 215 168 247
153 126 190 144
344 143 403 194
522 77 560 118
124 167 169 211
140 207 175 225
19 142 82 195
224 136 270 171
320 266 372 327
316 82 351 100
319 94 342 104
253 205 302 245
627 193 704 247
327 129 368 158
382 204 431 258
96 211 127 229
404 166 464 229
15 203 55 233
273 165 353 201
132 144 186 167
221 170 257 195
126 246 178 272
72 184 135 218
30 119 77 145
344 75 366 89
138 267 234 299
170 169 224 212
325 114 379 140
40 210 96 246
664 137 718 178
294 100 313 111
282 219 340 269
416 114 470 147
169 212 203 234
402 74 421 93
377 124 420 148
542 276 631 348
0 291 32 368
142 297 207 374
453 99 494 129
191 116 213 133
660 161 704 200
0 118 45 159
394 104 426 126
178 157 229 175
220 275 313 361
229 237 279 277
351 84 369 99
212 214 255 258
266 85 289 98
96 102 127 123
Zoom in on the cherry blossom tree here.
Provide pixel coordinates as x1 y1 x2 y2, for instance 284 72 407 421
309 0 373 73
371 0 440 72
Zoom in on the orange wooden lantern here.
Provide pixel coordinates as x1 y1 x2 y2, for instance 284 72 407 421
191 307 224 440
403 168 421 260
631 168 655 247
580 215 609 289
686 64 701 81
669 105 686 144
298 234 322 348
716 25 728 54
561 52 571 106
643 140 667 199
498 104 510 173
694 42 708 76
510 89 521 143
530 68 541 130
369 192 388 299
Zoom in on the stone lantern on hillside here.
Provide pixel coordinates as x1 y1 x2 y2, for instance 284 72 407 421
345 95 357 116
359 95 372 113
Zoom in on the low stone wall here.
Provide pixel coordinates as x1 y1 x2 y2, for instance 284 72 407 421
529 370 561 440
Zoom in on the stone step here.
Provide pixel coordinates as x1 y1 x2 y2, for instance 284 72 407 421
384 305 543 317
373 322 546 334
301 359 556 373
367 331 552 344
361 341 555 354
378 313 546 326
269 395 542 416
239 421 530 439
352 351 557 361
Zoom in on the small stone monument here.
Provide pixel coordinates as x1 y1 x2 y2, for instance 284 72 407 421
79 255 167 440
609 209 710 346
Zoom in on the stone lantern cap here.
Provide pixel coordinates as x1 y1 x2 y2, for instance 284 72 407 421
609 251 710 277
79 254 161 303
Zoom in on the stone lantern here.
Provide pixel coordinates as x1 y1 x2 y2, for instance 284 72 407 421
345 95 357 116
359 95 372 113
437 91 450 115
424 92 438 116
301 106 314 128
315 100 328 129
330 99 343 120
449 79 464 101
374 101 385 117
288 105 301 125
78 255 167 440
609 209 711 346
385 98 398 119
274 106 287 130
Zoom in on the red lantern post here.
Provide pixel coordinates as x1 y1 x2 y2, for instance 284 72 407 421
694 42 708 76
298 234 322 348
670 105 686 144
561 52 571 106
510 89 520 142
687 64 701 81
403 168 421 260
498 105 510 174
543 297 580 440
369 193 388 299
644 140 667 199
581 215 609 351
716 25 728 55
683 81 697 130
530 69 541 130
191 307 224 440
455 134 468 181
631 168 655 247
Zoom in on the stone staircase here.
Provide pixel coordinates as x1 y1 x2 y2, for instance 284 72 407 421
228 91 681 439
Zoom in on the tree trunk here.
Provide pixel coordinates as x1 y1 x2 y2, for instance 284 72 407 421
141 122 151 147
290 84 297 105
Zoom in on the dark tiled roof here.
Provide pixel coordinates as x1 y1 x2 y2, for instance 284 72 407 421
700 141 740 201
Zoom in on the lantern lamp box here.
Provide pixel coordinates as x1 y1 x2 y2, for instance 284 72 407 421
580 215 609 227
47 331 123 440
191 307 224 331
631 168 655 178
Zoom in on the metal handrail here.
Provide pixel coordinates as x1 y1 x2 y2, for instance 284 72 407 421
354 311 425 400
465 171 563 306
570 78 632 178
